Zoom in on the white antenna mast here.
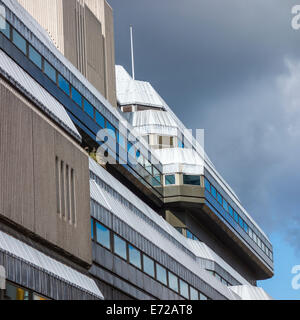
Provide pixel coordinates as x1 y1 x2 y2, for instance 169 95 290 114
130 25 135 80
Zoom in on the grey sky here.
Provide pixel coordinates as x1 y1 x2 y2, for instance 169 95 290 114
108 0 300 252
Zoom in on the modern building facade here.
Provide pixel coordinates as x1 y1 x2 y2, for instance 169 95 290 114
0 0 273 300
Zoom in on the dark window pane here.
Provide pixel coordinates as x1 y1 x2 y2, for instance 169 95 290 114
5 283 30 300
96 222 110 249
71 87 82 106
58 74 70 96
211 185 217 198
0 17 10 38
217 192 223 205
44 60 56 82
12 29 26 54
180 280 189 299
190 287 199 300
143 255 155 277
204 178 211 192
113 235 127 260
165 174 175 185
156 264 167 285
96 111 105 128
29 45 42 68
84 99 94 119
168 272 179 292
183 175 200 186
128 245 141 269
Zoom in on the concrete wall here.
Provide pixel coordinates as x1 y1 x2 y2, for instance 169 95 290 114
0 78 92 265
18 0 117 107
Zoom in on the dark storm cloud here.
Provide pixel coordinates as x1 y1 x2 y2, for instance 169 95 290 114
108 0 300 252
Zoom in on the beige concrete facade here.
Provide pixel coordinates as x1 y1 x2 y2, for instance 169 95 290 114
18 0 117 107
0 78 92 265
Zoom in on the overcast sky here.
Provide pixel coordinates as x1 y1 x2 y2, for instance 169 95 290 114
108 0 300 299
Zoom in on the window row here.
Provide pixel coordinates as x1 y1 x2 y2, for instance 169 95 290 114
204 177 273 260
175 227 200 242
0 17 163 188
0 281 49 300
164 174 201 186
207 270 231 287
91 219 209 300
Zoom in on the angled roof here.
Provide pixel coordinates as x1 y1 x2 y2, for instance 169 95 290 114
229 285 273 300
0 49 81 141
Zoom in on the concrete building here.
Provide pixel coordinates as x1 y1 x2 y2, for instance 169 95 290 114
0 0 273 300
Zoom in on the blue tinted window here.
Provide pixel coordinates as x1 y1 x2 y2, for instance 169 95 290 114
128 245 141 269
0 18 10 38
217 192 223 205
228 205 233 217
113 235 127 260
143 255 155 277
204 178 211 191
107 121 116 138
95 111 105 128
29 46 42 69
180 280 189 299
12 29 26 54
178 138 184 148
211 185 217 198
239 217 244 228
223 199 228 211
58 74 70 96
84 99 94 119
187 230 194 240
44 60 56 82
168 272 179 292
96 222 111 249
183 175 200 186
244 223 249 233
156 264 167 285
234 211 239 223
165 175 175 185
190 287 199 300
71 87 82 106
91 219 94 239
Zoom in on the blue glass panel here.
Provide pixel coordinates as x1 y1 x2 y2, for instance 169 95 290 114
217 192 223 205
128 245 141 269
58 74 70 96
91 219 94 239
107 121 116 138
168 272 179 292
228 205 233 217
95 111 105 128
0 18 10 38
183 175 200 186
178 139 184 148
165 175 175 185
180 280 189 299
223 199 228 211
84 99 94 119
29 46 42 69
156 264 167 285
234 211 239 223
44 60 56 82
96 222 111 249
186 230 194 240
204 178 211 192
211 185 217 198
244 223 249 233
143 255 155 277
113 235 127 260
71 87 82 106
239 217 244 228
190 287 199 300
12 29 26 54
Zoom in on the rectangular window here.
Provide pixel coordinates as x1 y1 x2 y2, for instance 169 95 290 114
0 17 10 38
143 255 155 278
239 216 244 229
223 199 228 211
156 264 167 285
244 222 249 233
91 219 94 239
200 293 208 300
179 280 189 299
228 205 233 217
186 230 194 240
128 245 141 269
190 287 199 300
83 99 94 119
165 174 176 185
71 87 82 106
12 29 26 54
211 185 217 198
178 139 184 149
217 192 223 205
204 178 211 192
113 235 127 260
183 175 200 186
58 74 70 96
168 272 179 293
29 45 42 69
44 60 56 82
234 211 239 223
96 111 105 128
96 222 111 249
